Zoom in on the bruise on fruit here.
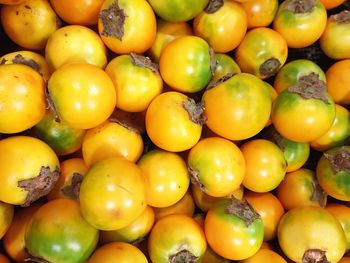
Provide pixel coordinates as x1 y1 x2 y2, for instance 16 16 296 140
324 147 350 174
183 99 207 125
18 166 60 207
188 167 205 191
99 1 126 40
206 72 236 90
259 57 281 78
285 0 315 14
168 249 198 263
60 172 84 200
45 86 61 123
302 249 330 263
209 48 217 75
24 257 50 263
225 197 261 227
130 52 159 73
11 54 41 73
204 0 224 13
310 177 327 207
287 73 329 104
331 10 350 24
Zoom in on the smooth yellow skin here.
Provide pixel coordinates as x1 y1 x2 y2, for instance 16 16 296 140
146 91 203 152
148 214 207 263
98 0 156 54
202 246 231 263
79 157 147 231
194 0 247 53
0 202 14 239
241 139 287 193
188 137 246 197
0 136 59 205
326 59 350 105
100 206 155 244
148 19 193 62
0 64 46 134
0 51 51 81
310 104 350 151
88 242 148 263
45 25 107 71
240 249 287 263
138 149 190 208
105 54 163 112
277 168 326 211
82 120 144 167
1 0 59 50
48 63 117 130
153 191 195 221
191 183 244 212
278 206 346 263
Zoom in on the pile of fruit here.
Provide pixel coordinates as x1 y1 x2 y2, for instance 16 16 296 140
0 0 350 262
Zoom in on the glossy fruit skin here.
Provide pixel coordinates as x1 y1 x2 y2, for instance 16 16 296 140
188 137 245 197
0 64 46 134
25 199 99 263
100 206 154 244
0 202 14 239
320 0 346 9
203 73 271 141
317 146 350 201
193 0 247 53
241 0 279 29
0 136 59 206
191 183 244 212
148 214 207 263
1 0 60 50
205 199 264 260
277 168 327 210
273 0 327 48
0 50 50 81
50 0 104 25
31 110 86 156
146 91 203 152
272 83 336 142
87 242 148 263
138 149 189 208
311 104 350 151
0 0 26 4
326 203 350 251
47 63 116 130
326 59 350 105
271 132 310 172
79 157 146 231
45 25 107 71
159 35 213 93
241 139 287 193
47 158 88 201
147 0 209 22
98 0 156 54
320 12 350 60
3 204 42 262
235 27 288 79
82 120 144 167
274 59 326 94
153 191 195 221
105 54 163 112
212 53 241 81
244 191 285 241
147 19 193 62
240 248 287 263
278 206 346 263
